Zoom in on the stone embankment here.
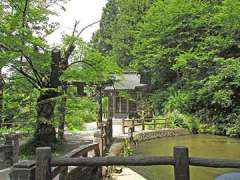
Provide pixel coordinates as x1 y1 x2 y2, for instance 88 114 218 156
133 128 190 142
110 128 190 180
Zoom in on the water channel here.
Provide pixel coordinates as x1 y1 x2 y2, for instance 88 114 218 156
132 135 240 180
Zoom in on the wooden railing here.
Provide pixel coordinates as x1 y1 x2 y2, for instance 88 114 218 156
10 143 102 180
122 117 167 134
35 146 240 180
50 143 100 180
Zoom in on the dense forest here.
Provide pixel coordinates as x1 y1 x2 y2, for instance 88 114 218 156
93 0 240 137
0 0 240 151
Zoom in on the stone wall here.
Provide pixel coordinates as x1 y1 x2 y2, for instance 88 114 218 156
133 128 190 142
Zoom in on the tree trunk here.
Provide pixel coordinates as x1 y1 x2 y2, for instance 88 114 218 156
0 68 4 128
58 85 67 141
34 49 61 145
34 90 58 145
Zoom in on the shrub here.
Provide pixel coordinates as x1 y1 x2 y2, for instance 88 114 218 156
167 111 190 129
190 118 200 134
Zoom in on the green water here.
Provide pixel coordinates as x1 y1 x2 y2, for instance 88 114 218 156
132 135 240 180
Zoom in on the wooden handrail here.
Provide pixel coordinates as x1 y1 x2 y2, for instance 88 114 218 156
122 117 168 133
190 157 240 168
62 143 99 158
50 156 240 169
35 146 240 180
50 143 100 179
51 156 175 166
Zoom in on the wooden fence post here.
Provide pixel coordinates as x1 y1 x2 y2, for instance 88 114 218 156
142 119 145 130
174 146 190 180
154 118 156 129
128 127 134 143
165 118 167 128
35 147 51 180
107 118 113 144
132 118 135 132
122 119 125 134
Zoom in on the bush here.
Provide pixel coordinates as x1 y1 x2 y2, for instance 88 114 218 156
226 120 240 137
190 118 200 134
123 139 133 157
167 111 190 129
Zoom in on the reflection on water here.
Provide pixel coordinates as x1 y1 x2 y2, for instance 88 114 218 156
131 135 240 180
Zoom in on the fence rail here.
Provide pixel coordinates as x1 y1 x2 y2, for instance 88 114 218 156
122 117 167 134
50 143 100 180
10 144 240 180
34 146 240 180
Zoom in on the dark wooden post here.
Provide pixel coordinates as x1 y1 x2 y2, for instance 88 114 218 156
174 146 190 180
142 118 145 130
102 124 107 150
35 147 51 180
128 127 134 143
165 118 167 128
132 118 135 132
108 118 113 143
122 119 125 134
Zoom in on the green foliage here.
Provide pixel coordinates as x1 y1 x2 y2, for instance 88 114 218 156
0 0 122 146
164 90 191 113
167 111 190 129
190 118 200 134
65 96 96 131
93 0 155 66
129 0 240 136
123 139 133 157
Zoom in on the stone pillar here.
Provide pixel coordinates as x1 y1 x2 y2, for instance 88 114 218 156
12 134 20 163
10 160 36 180
4 134 14 166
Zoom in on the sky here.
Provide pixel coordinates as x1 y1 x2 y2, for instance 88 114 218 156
48 0 107 44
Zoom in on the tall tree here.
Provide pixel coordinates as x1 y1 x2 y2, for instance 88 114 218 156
93 0 155 67
132 0 240 135
0 0 110 145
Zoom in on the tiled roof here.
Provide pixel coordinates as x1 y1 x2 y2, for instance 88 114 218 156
104 73 147 91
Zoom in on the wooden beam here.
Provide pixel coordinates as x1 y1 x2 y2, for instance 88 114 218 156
51 156 175 167
190 157 240 168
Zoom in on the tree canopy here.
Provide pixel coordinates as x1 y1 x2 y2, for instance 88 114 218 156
94 0 240 136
